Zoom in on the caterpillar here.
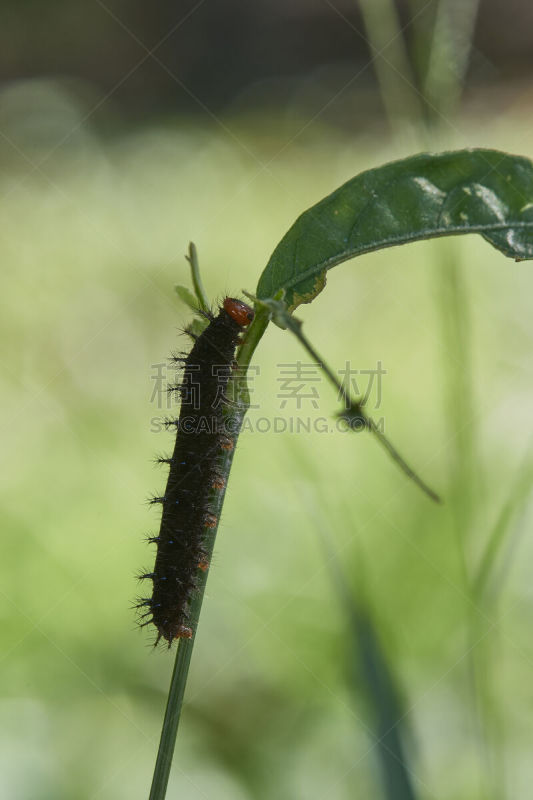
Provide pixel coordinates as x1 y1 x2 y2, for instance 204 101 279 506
137 297 255 647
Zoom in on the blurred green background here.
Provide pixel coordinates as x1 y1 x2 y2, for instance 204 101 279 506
1 2 533 799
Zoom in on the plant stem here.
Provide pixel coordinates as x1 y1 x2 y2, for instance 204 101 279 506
237 306 270 369
148 305 268 800
320 535 419 800
148 436 240 800
423 4 495 796
267 300 440 502
357 0 424 133
185 242 210 311
424 0 481 122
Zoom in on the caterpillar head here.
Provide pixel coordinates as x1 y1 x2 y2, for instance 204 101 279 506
223 298 254 327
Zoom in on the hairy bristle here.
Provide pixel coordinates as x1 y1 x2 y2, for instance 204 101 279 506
137 571 156 581
163 417 179 429
154 454 172 466
147 495 165 506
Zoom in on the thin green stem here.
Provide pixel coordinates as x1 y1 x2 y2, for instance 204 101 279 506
236 306 270 370
263 298 440 502
357 0 424 133
148 437 241 800
370 422 440 503
424 0 481 122
421 3 491 795
148 302 268 800
185 242 210 311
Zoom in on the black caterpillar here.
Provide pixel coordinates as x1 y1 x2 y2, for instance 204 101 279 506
137 297 254 647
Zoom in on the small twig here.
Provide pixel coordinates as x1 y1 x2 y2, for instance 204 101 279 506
185 242 209 311
250 294 441 503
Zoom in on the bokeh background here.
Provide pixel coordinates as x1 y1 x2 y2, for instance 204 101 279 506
2 2 533 798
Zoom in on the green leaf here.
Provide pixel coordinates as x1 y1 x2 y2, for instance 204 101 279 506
257 149 533 310
185 318 208 338
174 284 201 312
